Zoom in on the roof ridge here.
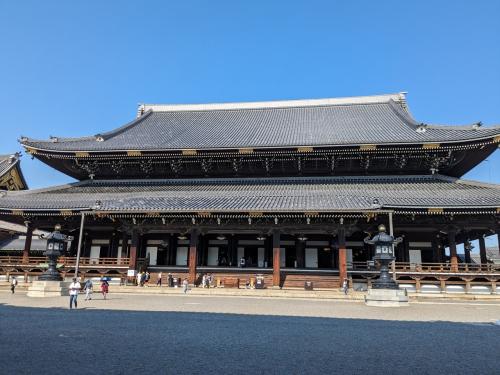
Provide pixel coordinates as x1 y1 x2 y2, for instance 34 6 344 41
0 180 84 196
454 177 500 190
426 123 500 131
140 92 406 113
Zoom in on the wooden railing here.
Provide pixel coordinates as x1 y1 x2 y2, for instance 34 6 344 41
0 256 131 267
349 261 500 274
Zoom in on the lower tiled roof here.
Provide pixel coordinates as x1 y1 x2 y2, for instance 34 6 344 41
0 175 499 212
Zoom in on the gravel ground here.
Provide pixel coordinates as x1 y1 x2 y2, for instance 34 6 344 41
1 293 499 374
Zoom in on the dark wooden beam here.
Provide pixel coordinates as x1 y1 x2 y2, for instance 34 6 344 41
272 230 280 288
129 230 138 270
22 223 33 264
479 236 487 265
295 238 305 268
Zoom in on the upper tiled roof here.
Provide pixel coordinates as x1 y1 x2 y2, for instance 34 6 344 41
0 175 498 212
20 93 500 152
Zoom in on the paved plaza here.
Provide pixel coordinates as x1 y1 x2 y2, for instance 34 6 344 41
1 292 499 374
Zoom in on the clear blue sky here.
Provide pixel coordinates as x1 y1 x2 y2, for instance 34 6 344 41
1 0 499 190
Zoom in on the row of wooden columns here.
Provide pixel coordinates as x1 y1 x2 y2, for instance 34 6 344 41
184 229 348 287
18 223 499 283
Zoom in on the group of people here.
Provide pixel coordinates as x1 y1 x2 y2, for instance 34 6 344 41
68 277 110 309
201 273 214 288
136 271 151 286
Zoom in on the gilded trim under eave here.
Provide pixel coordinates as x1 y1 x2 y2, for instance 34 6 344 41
422 143 441 149
24 147 38 155
428 208 444 214
494 135 500 143
75 151 90 157
182 149 198 156
297 146 313 153
359 144 377 151
238 148 254 154
127 150 142 156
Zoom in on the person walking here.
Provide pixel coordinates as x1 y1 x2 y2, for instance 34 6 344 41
145 271 150 286
136 272 142 287
201 274 206 288
156 272 162 287
10 277 18 294
101 279 109 300
69 278 81 309
84 279 93 300
182 278 189 294
342 278 349 295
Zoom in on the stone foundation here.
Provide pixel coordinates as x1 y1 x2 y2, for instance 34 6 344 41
27 280 70 297
365 288 409 307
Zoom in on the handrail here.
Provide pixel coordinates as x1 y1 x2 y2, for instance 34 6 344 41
349 261 500 273
0 256 132 267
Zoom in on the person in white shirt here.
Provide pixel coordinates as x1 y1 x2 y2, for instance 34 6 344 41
10 277 18 294
69 278 81 309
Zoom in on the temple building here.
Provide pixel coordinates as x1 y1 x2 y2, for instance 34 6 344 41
1 93 499 292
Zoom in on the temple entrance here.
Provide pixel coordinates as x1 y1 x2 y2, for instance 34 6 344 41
176 247 188 266
305 248 318 268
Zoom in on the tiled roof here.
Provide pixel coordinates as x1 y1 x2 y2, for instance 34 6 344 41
0 154 20 177
1 175 499 212
20 93 500 152
0 235 47 251
0 153 28 190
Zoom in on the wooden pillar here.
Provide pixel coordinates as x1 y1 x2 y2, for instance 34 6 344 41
338 228 347 284
448 230 458 272
22 223 33 264
464 243 472 264
121 231 128 262
109 232 119 258
331 237 338 269
169 235 177 266
272 230 281 287
497 230 500 258
430 236 438 263
295 238 305 268
403 236 410 263
414 277 421 293
128 230 138 269
197 234 205 266
479 236 488 265
188 229 199 284
264 236 272 268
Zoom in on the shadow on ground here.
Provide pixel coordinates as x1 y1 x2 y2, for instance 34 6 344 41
0 304 498 375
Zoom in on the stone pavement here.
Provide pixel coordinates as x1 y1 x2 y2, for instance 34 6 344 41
1 290 500 323
1 292 499 375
